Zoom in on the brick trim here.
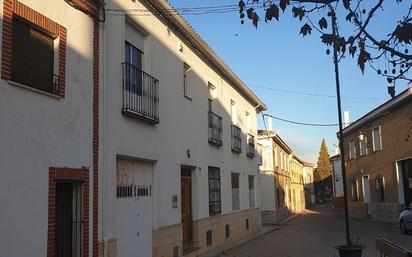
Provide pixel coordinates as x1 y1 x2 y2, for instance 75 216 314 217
92 20 99 257
1 0 67 98
47 167 90 257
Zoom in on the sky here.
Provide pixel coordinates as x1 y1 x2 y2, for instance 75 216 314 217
167 0 410 163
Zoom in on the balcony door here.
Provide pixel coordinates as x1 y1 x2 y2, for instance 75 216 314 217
125 41 143 95
400 159 412 206
362 175 371 215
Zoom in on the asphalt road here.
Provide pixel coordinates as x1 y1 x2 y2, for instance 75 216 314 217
221 205 412 257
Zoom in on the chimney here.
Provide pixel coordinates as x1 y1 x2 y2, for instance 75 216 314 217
344 111 350 128
267 116 273 131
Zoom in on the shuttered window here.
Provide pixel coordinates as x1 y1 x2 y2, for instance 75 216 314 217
231 173 240 211
208 167 221 216
11 17 57 93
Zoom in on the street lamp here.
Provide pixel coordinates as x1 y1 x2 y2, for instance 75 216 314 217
329 5 365 257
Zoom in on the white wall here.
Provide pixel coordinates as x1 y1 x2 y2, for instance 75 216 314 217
102 0 262 241
0 1 94 256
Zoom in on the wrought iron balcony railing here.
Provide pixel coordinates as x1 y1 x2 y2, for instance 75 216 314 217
122 62 159 124
231 124 242 153
11 59 59 95
208 111 223 147
247 134 255 158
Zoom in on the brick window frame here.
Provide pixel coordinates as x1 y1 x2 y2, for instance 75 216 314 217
1 0 67 98
47 167 89 257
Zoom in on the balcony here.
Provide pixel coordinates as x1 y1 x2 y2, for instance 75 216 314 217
122 62 159 124
231 124 242 153
247 134 255 158
11 59 59 95
208 111 223 147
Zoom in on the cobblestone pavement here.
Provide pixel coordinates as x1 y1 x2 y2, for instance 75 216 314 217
220 205 412 257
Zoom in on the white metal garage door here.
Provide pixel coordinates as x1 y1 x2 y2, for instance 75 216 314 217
116 159 153 257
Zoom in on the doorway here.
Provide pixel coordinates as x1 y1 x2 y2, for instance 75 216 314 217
400 159 412 206
362 175 371 215
181 167 193 251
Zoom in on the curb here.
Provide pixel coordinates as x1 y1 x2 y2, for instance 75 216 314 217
198 226 277 257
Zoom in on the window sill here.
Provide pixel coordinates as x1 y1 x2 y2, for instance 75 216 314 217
183 95 192 101
8 80 61 100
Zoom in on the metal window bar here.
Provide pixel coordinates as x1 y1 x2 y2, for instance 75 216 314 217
122 62 159 123
247 134 255 158
208 111 223 146
11 59 59 94
55 181 83 257
231 124 242 153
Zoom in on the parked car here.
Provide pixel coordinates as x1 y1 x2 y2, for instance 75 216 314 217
400 203 412 234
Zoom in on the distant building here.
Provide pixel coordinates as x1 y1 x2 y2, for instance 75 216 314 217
303 162 315 208
258 129 293 223
330 154 344 208
341 87 412 223
290 156 306 213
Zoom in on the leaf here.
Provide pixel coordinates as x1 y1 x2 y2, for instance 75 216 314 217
357 49 371 74
300 23 312 36
238 0 245 8
318 17 327 30
349 46 357 57
238 0 245 13
252 12 260 28
292 7 305 21
321 34 335 46
265 4 279 22
342 0 351 9
392 23 412 44
280 0 288 12
247 8 254 19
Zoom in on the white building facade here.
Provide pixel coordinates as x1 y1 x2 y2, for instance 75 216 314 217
100 1 266 257
330 154 344 208
0 0 100 257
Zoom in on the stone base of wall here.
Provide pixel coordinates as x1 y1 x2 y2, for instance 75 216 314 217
152 223 183 257
185 208 261 257
348 201 368 219
370 202 403 223
349 201 403 224
261 207 291 224
261 209 277 224
275 207 290 222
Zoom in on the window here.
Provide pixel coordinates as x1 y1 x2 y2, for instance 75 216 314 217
245 219 249 230
225 224 230 239
351 178 358 201
376 175 385 202
231 173 241 211
11 17 58 94
280 152 283 170
206 230 213 246
359 135 367 156
349 139 356 159
248 175 255 208
208 167 221 216
125 41 143 95
274 147 278 168
183 62 191 98
231 100 237 125
372 126 382 151
56 181 83 257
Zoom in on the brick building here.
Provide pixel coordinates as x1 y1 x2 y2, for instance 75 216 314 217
342 87 412 223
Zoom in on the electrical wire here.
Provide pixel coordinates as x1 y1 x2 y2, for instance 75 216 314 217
248 84 385 100
264 113 339 127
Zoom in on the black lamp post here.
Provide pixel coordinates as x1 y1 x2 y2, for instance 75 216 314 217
329 6 365 257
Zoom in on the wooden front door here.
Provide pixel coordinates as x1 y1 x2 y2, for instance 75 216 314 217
181 168 193 250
